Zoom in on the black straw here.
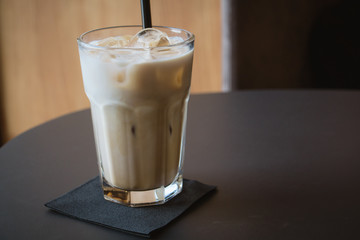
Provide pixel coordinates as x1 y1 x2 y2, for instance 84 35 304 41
141 0 152 29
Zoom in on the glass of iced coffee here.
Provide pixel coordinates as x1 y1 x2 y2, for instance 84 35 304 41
77 26 194 207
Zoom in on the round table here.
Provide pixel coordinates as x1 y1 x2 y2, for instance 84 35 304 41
1 90 360 239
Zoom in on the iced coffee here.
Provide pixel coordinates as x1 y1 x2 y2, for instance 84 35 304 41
77 26 194 207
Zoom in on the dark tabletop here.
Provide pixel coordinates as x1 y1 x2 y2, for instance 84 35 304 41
1 90 360 239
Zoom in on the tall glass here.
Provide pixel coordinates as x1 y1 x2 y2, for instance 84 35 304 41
77 26 194 207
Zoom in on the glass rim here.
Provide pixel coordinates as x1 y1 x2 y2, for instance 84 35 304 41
77 25 195 51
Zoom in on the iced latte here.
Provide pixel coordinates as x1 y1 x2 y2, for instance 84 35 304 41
78 26 194 207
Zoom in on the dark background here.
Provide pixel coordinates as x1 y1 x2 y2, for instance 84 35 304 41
222 0 360 90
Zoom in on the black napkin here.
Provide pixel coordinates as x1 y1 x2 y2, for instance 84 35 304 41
45 176 216 237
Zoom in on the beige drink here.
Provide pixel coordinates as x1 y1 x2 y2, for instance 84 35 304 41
78 26 194 206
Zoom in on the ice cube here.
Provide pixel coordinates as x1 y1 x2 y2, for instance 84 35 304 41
128 28 170 48
92 36 131 48
168 36 184 45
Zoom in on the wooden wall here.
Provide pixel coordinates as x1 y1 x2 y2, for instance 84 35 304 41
0 0 222 143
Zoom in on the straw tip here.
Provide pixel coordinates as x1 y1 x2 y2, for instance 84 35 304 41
141 0 152 29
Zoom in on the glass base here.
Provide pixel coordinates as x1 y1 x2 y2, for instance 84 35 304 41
101 176 183 207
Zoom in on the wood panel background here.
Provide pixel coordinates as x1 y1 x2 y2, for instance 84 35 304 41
0 0 222 144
